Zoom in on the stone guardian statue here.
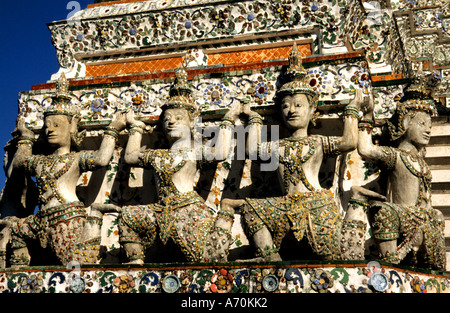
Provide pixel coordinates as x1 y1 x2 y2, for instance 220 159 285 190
222 43 368 261
118 66 236 264
357 73 446 270
0 73 126 268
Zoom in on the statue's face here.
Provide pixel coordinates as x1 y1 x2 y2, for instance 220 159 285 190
281 93 314 130
404 111 432 148
44 115 72 148
162 108 192 141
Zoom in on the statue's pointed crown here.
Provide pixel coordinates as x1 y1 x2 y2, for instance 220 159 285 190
387 64 436 141
398 63 434 116
45 73 79 117
162 64 197 114
277 42 318 105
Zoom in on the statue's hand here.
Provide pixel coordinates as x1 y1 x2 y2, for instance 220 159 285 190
145 125 157 134
241 101 255 117
125 109 136 125
349 88 364 110
125 110 146 129
361 94 374 120
241 101 263 124
109 111 127 131
361 95 375 116
16 117 34 138
224 100 242 122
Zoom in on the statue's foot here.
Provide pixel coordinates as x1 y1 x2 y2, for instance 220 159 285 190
221 198 246 213
265 252 282 262
0 221 12 255
235 257 265 263
91 203 121 214
209 255 228 263
0 219 12 229
350 186 387 201
235 253 282 263
207 245 229 262
90 204 121 219
124 259 144 265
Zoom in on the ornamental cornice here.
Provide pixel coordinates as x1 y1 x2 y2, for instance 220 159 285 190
48 0 368 69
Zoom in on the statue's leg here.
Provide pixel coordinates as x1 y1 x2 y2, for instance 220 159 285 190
427 209 446 269
7 215 39 268
118 220 146 264
377 240 398 262
241 204 281 262
37 209 88 266
41 205 92 265
434 209 445 231
370 203 400 263
118 206 156 265
205 199 241 262
342 187 387 260
410 209 445 270
0 219 12 268
74 203 122 264
10 241 31 268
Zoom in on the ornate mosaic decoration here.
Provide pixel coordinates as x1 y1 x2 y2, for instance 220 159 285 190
1 262 449 293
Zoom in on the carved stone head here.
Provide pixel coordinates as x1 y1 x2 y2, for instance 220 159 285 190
402 111 432 148
276 43 319 129
387 72 435 147
160 66 197 142
161 108 193 142
44 73 85 149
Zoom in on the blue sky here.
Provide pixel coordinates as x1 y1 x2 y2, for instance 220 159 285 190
0 1 91 191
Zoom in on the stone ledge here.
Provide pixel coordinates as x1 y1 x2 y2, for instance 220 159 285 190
1 261 449 293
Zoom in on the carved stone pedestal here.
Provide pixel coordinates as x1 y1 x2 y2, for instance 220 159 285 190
1 261 448 293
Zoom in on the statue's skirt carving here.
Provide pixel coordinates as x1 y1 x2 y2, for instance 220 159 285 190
246 189 343 260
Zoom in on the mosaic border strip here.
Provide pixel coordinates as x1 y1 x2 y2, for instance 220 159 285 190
1 261 449 293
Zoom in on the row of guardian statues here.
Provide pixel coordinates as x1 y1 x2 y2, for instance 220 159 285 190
0 44 446 271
